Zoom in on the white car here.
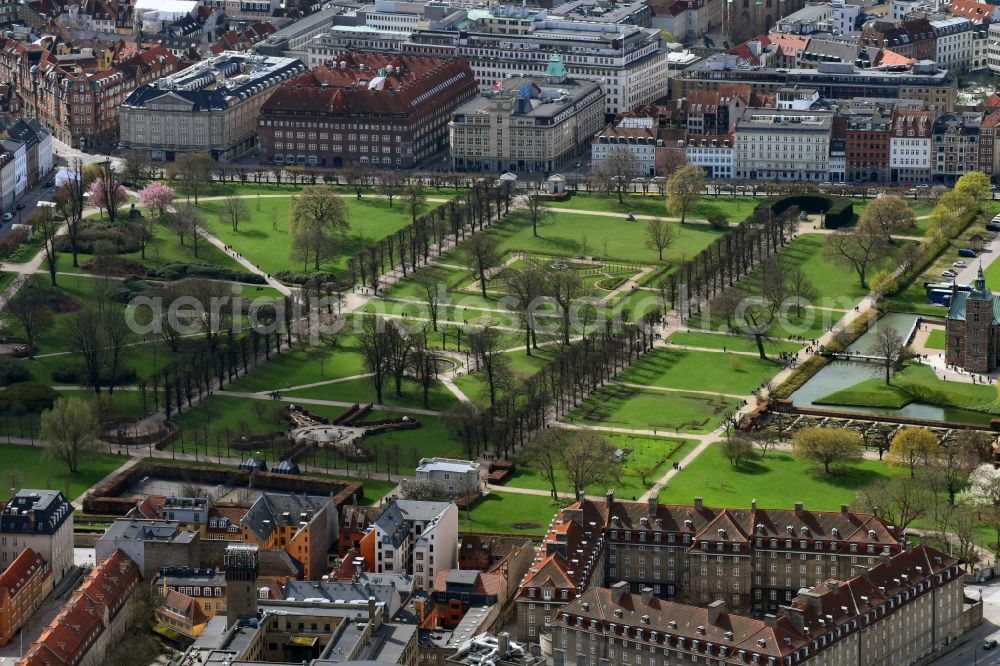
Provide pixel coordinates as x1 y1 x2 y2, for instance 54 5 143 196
1 213 12 221
942 270 957 278
954 260 967 268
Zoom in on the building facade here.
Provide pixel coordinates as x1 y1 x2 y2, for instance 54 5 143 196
551 545 967 666
0 548 51 647
415 457 482 496
258 53 476 169
239 493 337 581
734 109 833 181
0 489 73 586
889 109 934 183
373 499 458 591
96 519 201 579
450 62 605 173
119 51 307 161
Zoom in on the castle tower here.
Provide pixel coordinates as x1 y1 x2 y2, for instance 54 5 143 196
225 544 259 628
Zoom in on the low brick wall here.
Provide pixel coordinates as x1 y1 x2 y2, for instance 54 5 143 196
770 399 998 431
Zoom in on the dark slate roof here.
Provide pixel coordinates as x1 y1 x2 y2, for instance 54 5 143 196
0 489 72 535
273 460 301 475
240 493 331 542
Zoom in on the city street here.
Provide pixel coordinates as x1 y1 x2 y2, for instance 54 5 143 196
930 581 1000 666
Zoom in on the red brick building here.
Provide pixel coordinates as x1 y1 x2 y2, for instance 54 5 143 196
0 39 180 150
0 548 51 647
257 52 477 169
844 107 892 183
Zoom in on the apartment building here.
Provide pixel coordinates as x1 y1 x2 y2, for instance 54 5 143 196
684 135 734 179
406 6 668 116
889 109 935 183
258 53 476 169
19 550 142 666
844 106 893 183
0 39 180 149
6 119 52 190
239 492 338 581
0 490 73 586
0 548 51 647
932 111 980 183
551 545 966 666
119 51 307 161
930 16 974 72
735 109 833 181
154 567 227 619
514 495 904 641
451 64 604 173
674 57 956 110
373 499 458 591
592 121 661 177
861 19 937 62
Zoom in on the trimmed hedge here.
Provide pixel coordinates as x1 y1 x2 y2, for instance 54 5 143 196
0 382 59 412
766 194 855 229
148 263 265 284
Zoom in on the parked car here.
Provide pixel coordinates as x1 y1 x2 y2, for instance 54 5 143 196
1 212 12 221
942 270 958 278
985 639 998 650
988 223 1000 232
15 203 24 210
958 248 979 258
954 260 967 268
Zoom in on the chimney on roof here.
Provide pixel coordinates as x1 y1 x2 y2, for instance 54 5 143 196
498 632 510 657
694 497 703 511
611 581 629 603
763 613 778 627
798 589 823 614
783 605 805 632
841 504 849 515
368 595 377 623
606 490 614 509
795 501 804 514
647 491 657 517
640 586 653 605
707 599 726 625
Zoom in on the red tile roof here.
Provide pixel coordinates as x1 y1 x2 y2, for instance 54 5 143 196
161 589 208 626
0 548 47 600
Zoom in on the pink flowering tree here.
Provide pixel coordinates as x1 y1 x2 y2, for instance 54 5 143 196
138 182 175 218
88 177 129 222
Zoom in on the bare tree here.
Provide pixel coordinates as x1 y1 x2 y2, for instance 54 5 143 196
468 324 510 407
523 180 550 237
221 195 250 232
291 185 349 271
67 306 105 394
167 152 213 204
5 284 53 358
464 233 500 300
667 165 706 224
645 217 677 261
559 430 618 497
415 268 446 332
867 328 908 385
823 219 891 289
546 270 585 345
410 331 439 409
40 398 99 474
377 171 405 207
524 429 563 498
785 267 817 316
721 435 754 467
597 148 640 204
853 476 932 530
358 315 392 404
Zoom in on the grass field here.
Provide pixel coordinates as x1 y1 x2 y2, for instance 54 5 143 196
666 330 804 354
482 211 726 266
506 436 697 499
283 376 457 412
664 445 902 510
201 196 446 275
565 384 739 434
925 329 945 349
551 193 761 223
618 348 783 395
0 442 125 501
815 363 999 413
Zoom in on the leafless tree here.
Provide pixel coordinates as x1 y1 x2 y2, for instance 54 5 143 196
867 328 908 385
823 219 891 289
854 476 931 530
359 315 392 404
5 284 53 358
645 217 677 261
221 195 250 232
468 324 510 407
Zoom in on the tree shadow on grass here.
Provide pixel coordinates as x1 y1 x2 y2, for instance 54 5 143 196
807 464 889 490
239 229 269 239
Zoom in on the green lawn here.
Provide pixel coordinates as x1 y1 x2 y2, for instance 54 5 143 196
925 329 945 350
664 445 903 510
814 363 999 413
226 335 369 392
481 211 725 266
460 490 564 535
0 442 126 501
553 193 761 223
565 384 739 434
666 330 804 354
201 196 447 275
619 348 783 395
506 436 697 499
752 234 879 305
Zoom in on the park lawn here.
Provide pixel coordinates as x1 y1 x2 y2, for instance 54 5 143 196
619 348 783 395
283 376 458 412
226 335 369 392
554 193 761 223
380 264 474 300
664 446 903 511
460 490 563 535
201 196 445 275
15 275 126 355
0 271 15 293
356 412 465 464
758 234 874 304
666 330 804 354
505 436 697 499
564 384 739 434
925 329 945 349
814 363 1000 413
453 346 560 408
0 442 126 501
486 211 726 266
